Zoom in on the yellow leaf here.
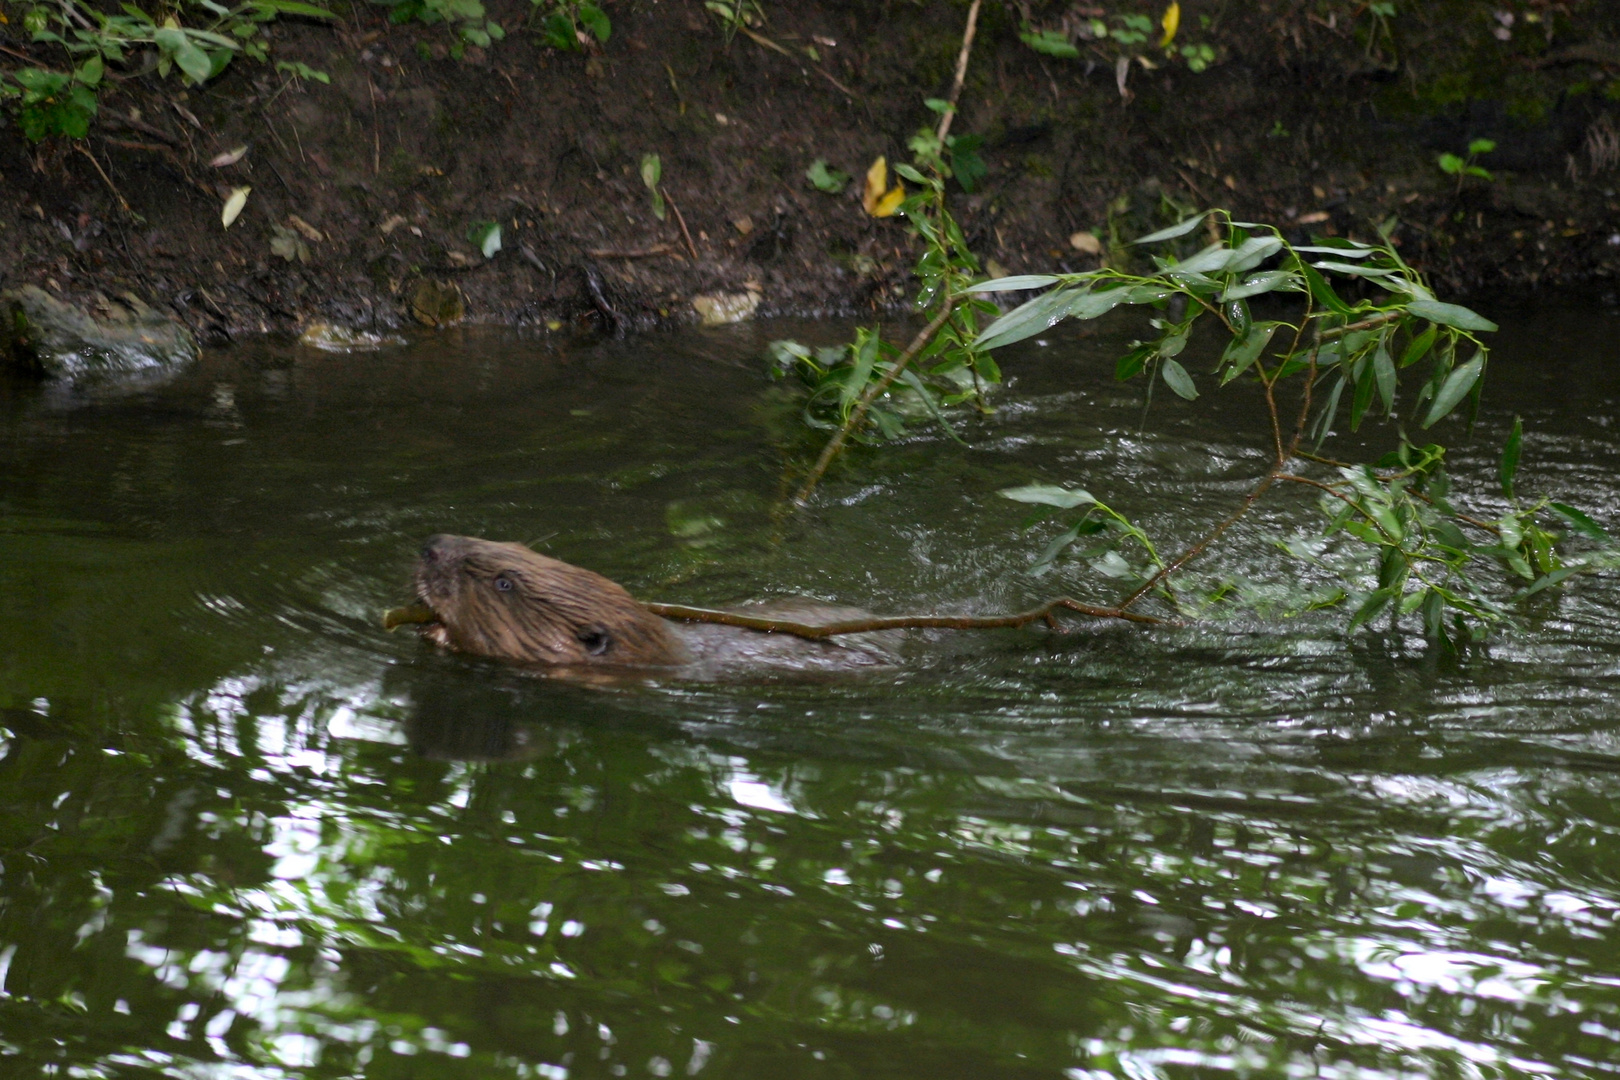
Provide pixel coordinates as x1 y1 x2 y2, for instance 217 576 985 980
221 186 251 229
1160 1 1180 47
862 156 889 216
873 184 905 218
862 156 904 218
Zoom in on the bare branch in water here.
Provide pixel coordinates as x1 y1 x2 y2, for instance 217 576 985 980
642 598 1171 639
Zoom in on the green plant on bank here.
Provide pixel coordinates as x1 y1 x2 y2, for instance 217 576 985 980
1439 138 1497 193
1020 2 1215 74
805 158 850 195
779 204 1615 647
535 0 608 52
370 0 503 55
768 104 1001 448
275 59 327 83
1361 0 1397 61
1 0 334 141
704 0 762 43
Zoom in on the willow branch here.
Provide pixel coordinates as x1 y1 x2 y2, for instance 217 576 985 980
1117 471 1281 611
935 0 982 143
643 596 1170 638
792 301 957 507
1318 310 1402 340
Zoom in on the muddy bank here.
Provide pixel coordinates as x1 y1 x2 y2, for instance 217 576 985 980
3 0 1620 343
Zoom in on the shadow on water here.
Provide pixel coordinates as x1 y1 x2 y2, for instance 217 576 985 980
6 305 1620 1077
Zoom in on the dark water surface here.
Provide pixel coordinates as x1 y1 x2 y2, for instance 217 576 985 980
5 303 1620 1079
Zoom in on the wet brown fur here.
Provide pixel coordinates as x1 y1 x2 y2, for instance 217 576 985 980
411 534 900 673
414 534 689 666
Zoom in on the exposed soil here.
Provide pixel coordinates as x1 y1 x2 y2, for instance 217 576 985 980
3 0 1620 343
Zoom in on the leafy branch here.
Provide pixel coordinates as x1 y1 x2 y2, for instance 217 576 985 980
773 199 1614 645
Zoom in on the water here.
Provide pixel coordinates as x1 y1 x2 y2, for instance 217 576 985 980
4 302 1620 1079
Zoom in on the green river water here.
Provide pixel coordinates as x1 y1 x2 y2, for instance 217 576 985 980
4 303 1620 1079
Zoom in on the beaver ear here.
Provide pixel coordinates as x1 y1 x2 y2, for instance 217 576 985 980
577 627 611 656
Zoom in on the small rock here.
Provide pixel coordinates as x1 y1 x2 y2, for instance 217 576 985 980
410 278 465 327
692 291 761 326
0 286 197 381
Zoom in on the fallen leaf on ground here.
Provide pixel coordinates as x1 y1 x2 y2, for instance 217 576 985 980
862 157 904 217
287 215 324 242
1068 230 1101 254
209 146 248 168
1160 1 1180 47
221 187 251 229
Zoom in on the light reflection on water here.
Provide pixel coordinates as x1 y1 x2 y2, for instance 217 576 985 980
4 304 1620 1077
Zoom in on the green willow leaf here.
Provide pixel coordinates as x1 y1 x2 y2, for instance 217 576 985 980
1296 261 1353 315
1132 213 1208 244
973 287 1079 351
1161 358 1198 400
1373 341 1396 415
1174 241 1240 276
1220 322 1279 384
1000 484 1096 509
1399 325 1437 368
1311 373 1347 446
1349 353 1376 431
1293 244 1377 258
1224 235 1284 273
1348 587 1395 632
1549 502 1612 543
1313 260 1398 278
966 275 1061 293
1407 299 1498 333
1522 566 1580 597
249 0 338 15
1064 287 1134 321
1222 270 1299 300
1499 416 1522 499
1421 353 1484 428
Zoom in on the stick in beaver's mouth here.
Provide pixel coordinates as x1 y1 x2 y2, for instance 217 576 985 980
382 603 438 631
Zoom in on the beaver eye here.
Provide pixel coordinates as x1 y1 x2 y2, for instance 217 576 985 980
578 629 610 656
494 575 514 593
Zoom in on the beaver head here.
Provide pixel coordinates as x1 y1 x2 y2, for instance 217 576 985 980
412 534 688 666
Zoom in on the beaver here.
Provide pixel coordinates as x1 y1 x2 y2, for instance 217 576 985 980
399 534 900 674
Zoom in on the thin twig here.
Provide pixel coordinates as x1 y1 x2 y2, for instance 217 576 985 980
1320 310 1402 340
75 144 136 219
663 190 699 261
101 138 171 153
587 245 676 259
738 25 858 100
1119 471 1281 611
102 111 180 145
792 302 957 507
368 78 381 175
936 0 981 143
0 43 50 66
643 596 1170 638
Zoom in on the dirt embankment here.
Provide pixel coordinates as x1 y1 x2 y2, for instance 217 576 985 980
3 0 1620 343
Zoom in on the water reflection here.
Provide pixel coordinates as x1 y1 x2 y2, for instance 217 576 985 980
5 311 1620 1077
